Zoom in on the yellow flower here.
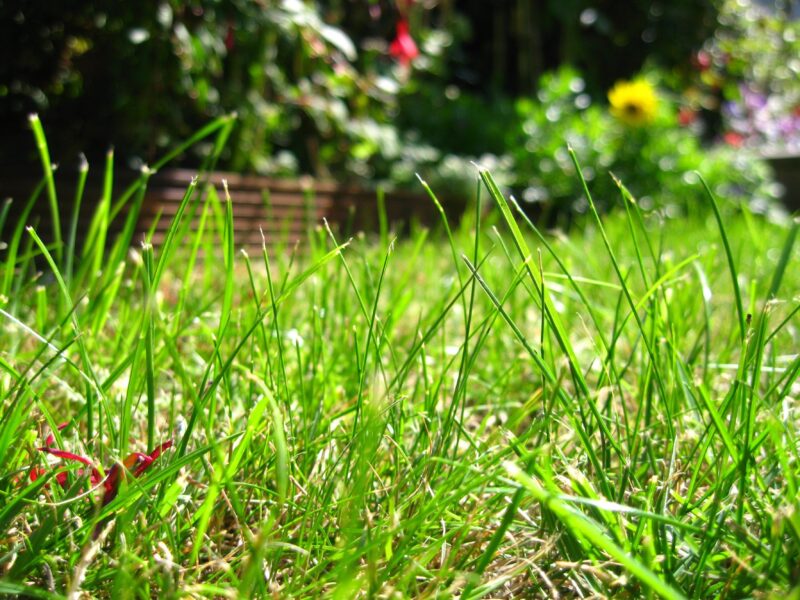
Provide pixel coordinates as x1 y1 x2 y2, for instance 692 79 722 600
608 80 658 126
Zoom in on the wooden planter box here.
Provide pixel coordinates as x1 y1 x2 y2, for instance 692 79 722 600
1 168 464 253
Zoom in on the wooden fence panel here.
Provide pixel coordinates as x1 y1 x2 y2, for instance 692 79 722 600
1 168 464 254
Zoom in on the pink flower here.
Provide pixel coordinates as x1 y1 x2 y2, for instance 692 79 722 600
389 19 419 66
693 50 712 71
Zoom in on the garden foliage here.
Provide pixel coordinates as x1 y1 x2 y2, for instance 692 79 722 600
0 1 788 219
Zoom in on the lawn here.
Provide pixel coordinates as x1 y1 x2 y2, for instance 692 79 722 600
1 162 799 598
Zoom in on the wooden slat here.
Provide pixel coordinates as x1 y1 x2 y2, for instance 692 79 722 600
0 168 464 254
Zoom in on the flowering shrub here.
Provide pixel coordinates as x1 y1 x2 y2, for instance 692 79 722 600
504 68 781 218
686 0 800 153
723 85 800 153
1 0 432 178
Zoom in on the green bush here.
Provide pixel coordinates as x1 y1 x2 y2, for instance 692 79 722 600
0 0 423 177
504 68 781 219
1 3 783 221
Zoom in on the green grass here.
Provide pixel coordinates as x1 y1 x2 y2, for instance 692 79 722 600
1 123 799 599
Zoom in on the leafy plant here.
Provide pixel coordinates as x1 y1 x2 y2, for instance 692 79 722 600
0 0 430 177
711 0 800 152
505 67 782 218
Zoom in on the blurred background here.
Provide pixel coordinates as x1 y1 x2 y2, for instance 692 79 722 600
1 0 798 216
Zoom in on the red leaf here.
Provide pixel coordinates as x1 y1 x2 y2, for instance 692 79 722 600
35 432 174 532
101 440 173 506
44 422 70 447
39 446 94 467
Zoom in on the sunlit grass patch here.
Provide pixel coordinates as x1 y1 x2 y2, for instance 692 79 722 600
0 123 798 598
